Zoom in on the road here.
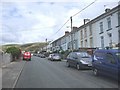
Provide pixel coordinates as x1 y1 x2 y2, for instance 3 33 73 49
15 56 119 88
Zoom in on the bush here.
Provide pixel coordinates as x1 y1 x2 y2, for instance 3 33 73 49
6 47 21 61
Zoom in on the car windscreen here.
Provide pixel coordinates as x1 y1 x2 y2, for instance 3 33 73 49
116 52 120 62
54 54 60 56
76 52 91 58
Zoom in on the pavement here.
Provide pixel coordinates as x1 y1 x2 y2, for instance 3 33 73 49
2 59 26 88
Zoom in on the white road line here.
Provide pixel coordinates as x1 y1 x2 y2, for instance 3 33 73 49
12 61 26 88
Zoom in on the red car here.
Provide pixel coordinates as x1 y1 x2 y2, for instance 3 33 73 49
23 52 31 61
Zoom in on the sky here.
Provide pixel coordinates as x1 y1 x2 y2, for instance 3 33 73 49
0 0 120 45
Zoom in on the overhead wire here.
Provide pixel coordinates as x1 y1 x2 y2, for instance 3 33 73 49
72 0 98 17
48 0 98 40
49 19 70 37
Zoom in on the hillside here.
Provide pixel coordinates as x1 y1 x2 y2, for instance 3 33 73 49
20 42 47 52
1 42 47 52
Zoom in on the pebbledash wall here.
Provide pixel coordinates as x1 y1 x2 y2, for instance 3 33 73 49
0 52 12 67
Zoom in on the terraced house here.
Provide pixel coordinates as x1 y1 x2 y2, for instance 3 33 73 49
51 4 120 52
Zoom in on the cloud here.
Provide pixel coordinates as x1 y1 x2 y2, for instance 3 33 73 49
1 0 119 45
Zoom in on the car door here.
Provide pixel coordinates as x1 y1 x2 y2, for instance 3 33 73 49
67 53 73 66
69 52 76 67
72 53 79 67
92 51 105 72
103 53 118 78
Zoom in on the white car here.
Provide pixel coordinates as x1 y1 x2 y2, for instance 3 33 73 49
48 54 54 60
51 54 61 61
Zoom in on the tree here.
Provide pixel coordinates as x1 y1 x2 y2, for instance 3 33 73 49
6 47 21 61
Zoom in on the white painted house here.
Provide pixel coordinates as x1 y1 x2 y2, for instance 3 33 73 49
50 4 120 52
78 5 120 48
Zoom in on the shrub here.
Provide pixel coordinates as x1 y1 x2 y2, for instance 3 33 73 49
6 47 21 61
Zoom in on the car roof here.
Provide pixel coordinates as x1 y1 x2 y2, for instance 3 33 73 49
94 49 120 53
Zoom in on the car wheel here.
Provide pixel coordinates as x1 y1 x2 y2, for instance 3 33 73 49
76 64 80 70
93 68 98 76
66 61 70 67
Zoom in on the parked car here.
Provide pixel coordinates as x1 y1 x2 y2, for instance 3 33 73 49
48 54 54 60
40 54 45 58
92 49 120 80
23 52 31 61
66 52 92 70
37 54 42 57
51 53 61 61
33 53 37 56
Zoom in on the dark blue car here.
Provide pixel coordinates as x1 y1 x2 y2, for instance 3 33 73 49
92 49 120 80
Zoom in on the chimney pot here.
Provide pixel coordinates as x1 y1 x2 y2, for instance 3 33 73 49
65 31 69 35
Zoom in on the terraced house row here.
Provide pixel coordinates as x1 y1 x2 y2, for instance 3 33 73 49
45 4 120 53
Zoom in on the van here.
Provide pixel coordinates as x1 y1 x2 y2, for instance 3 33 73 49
92 49 120 80
23 52 31 61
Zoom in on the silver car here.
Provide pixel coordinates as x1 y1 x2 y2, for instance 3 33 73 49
66 52 92 70
51 53 61 61
48 54 54 60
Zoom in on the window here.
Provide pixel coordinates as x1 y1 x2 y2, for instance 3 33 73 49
85 39 87 47
68 53 73 59
73 53 77 59
94 52 105 60
90 37 93 47
116 52 120 62
89 25 92 35
118 12 120 26
107 17 111 29
84 28 87 38
81 41 83 47
100 22 103 33
77 52 90 58
81 30 83 39
101 36 104 48
106 53 116 64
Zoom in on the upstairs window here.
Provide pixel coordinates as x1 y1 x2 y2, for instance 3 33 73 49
89 25 92 35
100 22 103 34
81 30 83 39
84 28 87 38
107 17 111 29
118 12 120 26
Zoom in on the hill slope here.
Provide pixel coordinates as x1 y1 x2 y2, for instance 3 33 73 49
2 42 47 52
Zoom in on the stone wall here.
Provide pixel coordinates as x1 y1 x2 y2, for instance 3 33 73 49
0 52 12 67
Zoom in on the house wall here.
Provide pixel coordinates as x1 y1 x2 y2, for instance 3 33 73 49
95 11 118 48
50 5 119 51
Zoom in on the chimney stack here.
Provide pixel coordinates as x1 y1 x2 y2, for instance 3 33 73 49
105 8 111 13
84 19 90 25
65 31 69 35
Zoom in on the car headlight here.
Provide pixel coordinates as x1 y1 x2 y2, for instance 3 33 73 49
80 60 88 64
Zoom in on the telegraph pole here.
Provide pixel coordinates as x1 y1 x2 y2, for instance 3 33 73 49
70 16 73 51
46 38 47 52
